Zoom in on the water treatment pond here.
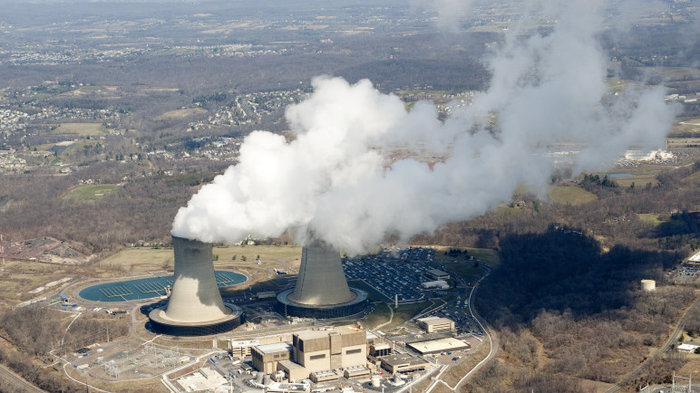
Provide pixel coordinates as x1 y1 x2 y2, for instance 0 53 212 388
79 271 247 302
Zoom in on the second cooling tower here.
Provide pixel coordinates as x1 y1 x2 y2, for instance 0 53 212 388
277 239 368 318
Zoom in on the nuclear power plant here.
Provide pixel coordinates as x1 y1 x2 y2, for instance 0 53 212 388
277 239 368 318
148 236 243 335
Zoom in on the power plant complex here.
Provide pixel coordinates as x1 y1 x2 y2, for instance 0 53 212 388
72 234 474 393
148 236 367 335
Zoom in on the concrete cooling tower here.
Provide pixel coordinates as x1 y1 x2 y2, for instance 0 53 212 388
277 239 367 318
149 236 243 335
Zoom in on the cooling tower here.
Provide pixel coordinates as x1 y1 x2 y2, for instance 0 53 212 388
277 239 368 318
148 236 243 335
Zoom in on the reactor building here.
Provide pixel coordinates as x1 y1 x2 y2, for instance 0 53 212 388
148 236 243 335
277 239 367 318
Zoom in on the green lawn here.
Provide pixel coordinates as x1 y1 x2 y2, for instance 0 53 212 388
548 185 598 205
387 301 433 330
63 184 119 203
638 213 663 227
53 122 106 136
361 302 392 329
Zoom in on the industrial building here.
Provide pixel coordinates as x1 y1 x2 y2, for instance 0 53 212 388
407 338 470 355
249 325 368 381
369 343 392 357
276 360 308 382
148 236 243 335
251 343 292 374
416 316 455 333
277 239 368 318
292 325 367 373
380 354 430 374
425 269 450 281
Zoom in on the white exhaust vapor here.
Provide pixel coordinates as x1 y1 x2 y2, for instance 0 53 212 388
171 0 678 255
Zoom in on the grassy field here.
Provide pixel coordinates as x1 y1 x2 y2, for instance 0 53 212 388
63 184 119 203
548 185 598 205
155 108 207 120
53 122 106 136
610 174 659 188
361 302 392 329
638 213 663 227
0 259 76 307
684 171 700 187
384 301 433 331
442 339 489 386
98 245 301 275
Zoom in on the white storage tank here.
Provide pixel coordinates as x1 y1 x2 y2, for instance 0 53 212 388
641 279 656 292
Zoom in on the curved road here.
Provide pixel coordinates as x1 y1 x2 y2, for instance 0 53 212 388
605 295 700 393
454 267 498 392
424 266 498 393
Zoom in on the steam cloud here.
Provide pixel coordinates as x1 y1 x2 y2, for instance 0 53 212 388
171 0 678 255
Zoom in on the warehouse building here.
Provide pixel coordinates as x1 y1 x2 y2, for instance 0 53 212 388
407 337 470 355
416 316 455 333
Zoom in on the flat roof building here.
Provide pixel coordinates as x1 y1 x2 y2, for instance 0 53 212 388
252 342 292 374
425 269 450 281
380 354 430 374
369 343 392 357
407 338 470 355
277 359 308 382
292 325 367 374
416 316 455 333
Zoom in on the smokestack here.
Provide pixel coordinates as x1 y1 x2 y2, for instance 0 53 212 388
277 238 368 318
148 236 243 335
288 239 356 306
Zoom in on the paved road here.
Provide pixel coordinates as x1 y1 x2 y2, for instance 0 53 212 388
0 363 45 393
454 267 498 392
605 296 700 393
424 267 497 393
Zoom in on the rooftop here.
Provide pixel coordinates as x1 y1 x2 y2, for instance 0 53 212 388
407 338 469 355
417 316 454 324
381 353 428 367
255 342 292 354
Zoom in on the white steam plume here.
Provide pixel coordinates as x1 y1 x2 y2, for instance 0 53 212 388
411 0 475 33
172 0 678 255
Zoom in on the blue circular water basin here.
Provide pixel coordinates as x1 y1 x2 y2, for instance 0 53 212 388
79 270 247 302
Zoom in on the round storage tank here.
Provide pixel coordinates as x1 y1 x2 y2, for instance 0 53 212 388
371 375 381 388
641 279 656 292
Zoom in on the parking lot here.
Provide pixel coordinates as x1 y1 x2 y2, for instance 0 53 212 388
342 248 437 303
